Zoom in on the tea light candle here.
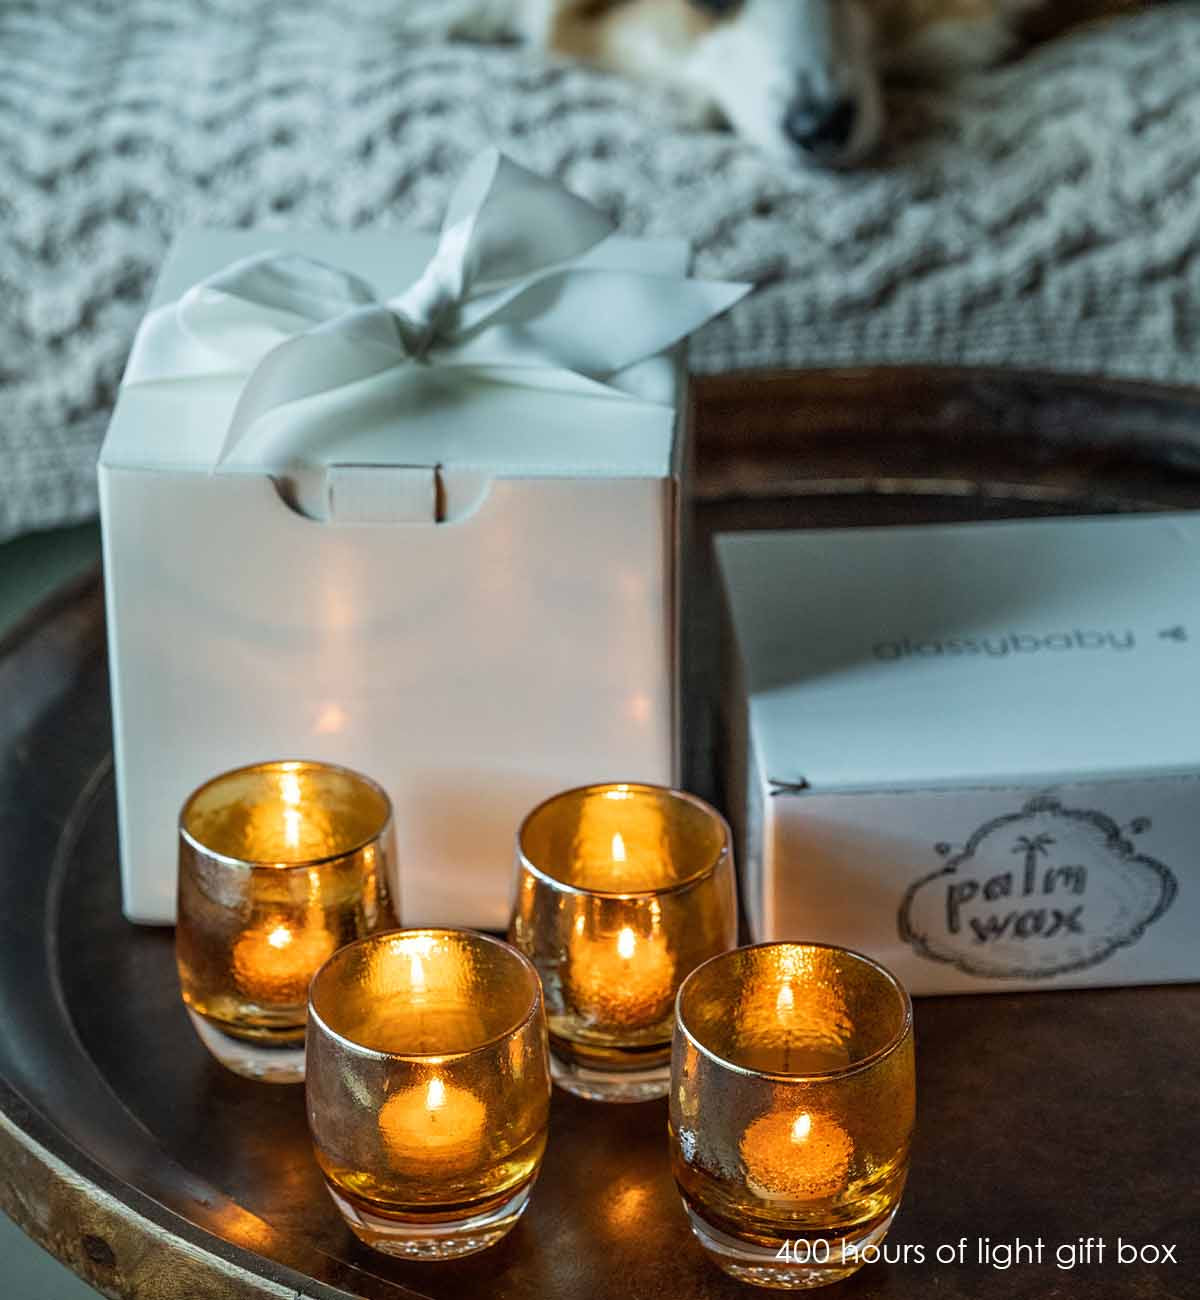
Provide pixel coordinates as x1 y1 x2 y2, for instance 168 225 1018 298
177 760 396 1083
670 943 914 1286
512 783 736 1102
379 1075 489 1175
307 929 550 1258
740 1109 854 1202
232 915 336 1006
565 921 675 1031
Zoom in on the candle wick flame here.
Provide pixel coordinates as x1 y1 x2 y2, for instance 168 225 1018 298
616 927 637 960
611 832 627 863
426 1077 446 1112
777 983 794 1013
791 1113 812 1143
267 925 293 950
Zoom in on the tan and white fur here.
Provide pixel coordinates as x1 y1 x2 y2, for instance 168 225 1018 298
452 0 1148 166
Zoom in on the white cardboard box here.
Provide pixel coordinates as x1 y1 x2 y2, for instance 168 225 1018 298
717 514 1199 995
101 226 694 926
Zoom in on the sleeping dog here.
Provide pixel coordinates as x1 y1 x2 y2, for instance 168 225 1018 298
452 0 1148 166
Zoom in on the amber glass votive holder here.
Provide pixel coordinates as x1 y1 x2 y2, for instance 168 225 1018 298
670 943 915 1289
176 759 397 1083
509 782 737 1102
306 929 551 1259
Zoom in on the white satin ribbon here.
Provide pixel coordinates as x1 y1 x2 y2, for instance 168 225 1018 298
123 149 750 470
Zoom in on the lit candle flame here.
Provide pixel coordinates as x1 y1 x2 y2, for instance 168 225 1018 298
741 1108 853 1202
777 983 795 1014
378 1074 488 1174
267 925 293 950
611 831 627 863
565 920 675 1030
232 915 335 1004
410 952 427 994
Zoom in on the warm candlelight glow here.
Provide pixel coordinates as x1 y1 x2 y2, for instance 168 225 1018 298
280 769 303 848
740 1108 854 1202
308 929 549 1258
403 933 439 995
232 915 336 1005
177 760 396 1083
378 1075 489 1175
513 781 735 1101
314 703 348 735
670 943 915 1286
565 921 675 1032
280 769 302 805
627 692 652 724
733 956 853 1075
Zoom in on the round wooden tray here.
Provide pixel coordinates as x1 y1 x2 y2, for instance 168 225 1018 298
2 369 1199 1300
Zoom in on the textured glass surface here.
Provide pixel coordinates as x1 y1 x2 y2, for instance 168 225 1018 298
306 930 551 1255
176 760 397 1045
509 784 738 1077
670 944 915 1286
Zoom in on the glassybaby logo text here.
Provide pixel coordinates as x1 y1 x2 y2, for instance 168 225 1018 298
774 1236 1179 1271
873 629 1139 661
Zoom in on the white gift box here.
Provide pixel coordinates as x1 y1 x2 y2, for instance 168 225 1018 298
718 514 1198 995
100 152 746 926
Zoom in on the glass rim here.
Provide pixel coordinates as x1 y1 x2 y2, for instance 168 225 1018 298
516 781 731 900
178 758 393 872
307 927 543 1063
674 941 914 1084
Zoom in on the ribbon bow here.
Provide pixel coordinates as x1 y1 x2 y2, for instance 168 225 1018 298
124 149 749 469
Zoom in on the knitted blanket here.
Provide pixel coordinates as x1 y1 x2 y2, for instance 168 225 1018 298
3 1 1199 541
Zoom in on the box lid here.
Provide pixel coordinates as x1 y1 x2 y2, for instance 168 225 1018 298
100 228 687 479
718 514 1200 791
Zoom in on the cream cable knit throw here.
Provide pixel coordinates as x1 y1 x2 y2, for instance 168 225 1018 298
2 2 1199 541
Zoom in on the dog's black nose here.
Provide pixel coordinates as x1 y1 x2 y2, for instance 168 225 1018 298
784 96 858 158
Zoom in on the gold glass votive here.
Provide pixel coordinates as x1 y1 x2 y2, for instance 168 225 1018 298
509 783 737 1103
176 759 397 1083
670 943 915 1290
306 929 551 1259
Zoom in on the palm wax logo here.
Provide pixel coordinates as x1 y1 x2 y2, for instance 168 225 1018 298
898 797 1177 980
874 630 1136 661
